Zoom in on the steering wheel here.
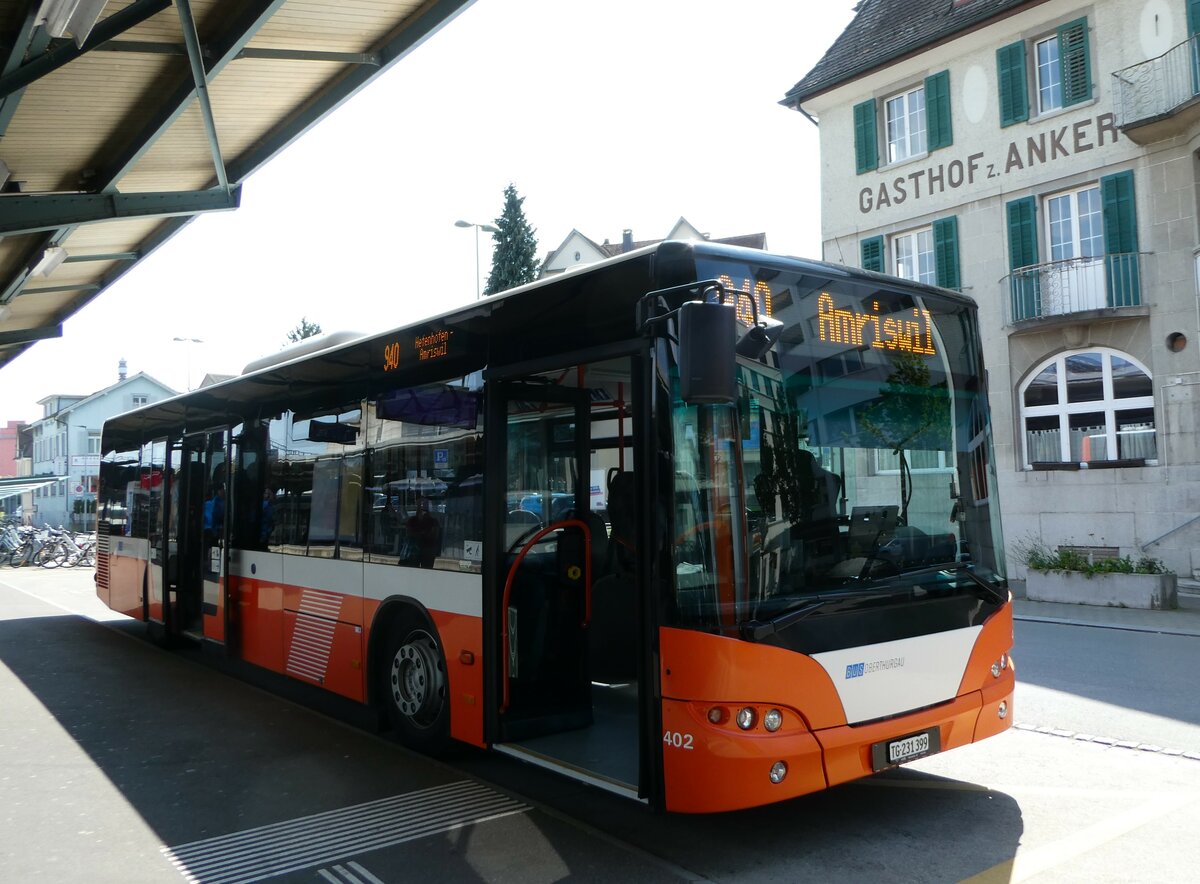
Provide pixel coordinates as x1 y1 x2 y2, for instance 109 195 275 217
505 510 544 554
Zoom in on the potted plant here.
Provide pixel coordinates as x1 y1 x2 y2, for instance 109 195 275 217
1017 539 1177 610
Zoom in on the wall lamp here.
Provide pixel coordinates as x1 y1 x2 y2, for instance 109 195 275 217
30 247 68 277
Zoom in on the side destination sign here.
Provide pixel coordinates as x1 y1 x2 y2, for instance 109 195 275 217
380 325 457 373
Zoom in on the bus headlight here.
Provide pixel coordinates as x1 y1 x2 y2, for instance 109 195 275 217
707 706 727 725
736 707 756 730
763 709 783 732
769 761 788 784
990 653 1009 678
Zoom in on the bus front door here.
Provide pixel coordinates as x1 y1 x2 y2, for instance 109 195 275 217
496 381 593 743
491 358 642 797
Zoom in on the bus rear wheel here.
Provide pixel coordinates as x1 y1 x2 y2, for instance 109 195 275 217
381 619 449 754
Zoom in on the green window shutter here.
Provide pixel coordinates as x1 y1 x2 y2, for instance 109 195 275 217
925 70 953 151
1101 170 1140 307
1058 18 1091 106
932 216 961 290
1006 197 1039 320
853 99 878 174
1188 0 1200 91
996 41 1028 127
860 236 884 273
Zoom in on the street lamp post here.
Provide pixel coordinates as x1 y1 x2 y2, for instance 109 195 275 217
455 220 499 299
173 336 203 391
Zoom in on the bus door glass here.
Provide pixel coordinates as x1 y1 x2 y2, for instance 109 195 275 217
494 356 641 793
199 432 229 641
144 439 169 624
497 379 592 742
170 435 208 637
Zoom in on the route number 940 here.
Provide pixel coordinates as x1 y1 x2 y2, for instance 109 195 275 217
663 730 694 750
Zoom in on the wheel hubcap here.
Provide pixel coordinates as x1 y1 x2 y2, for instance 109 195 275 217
389 630 444 728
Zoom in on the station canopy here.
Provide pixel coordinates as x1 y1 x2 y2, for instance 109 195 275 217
0 0 472 371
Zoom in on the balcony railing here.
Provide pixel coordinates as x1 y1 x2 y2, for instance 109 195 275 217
1112 36 1200 129
1003 253 1143 324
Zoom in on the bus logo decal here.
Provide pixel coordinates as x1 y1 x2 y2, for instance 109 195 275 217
846 663 865 679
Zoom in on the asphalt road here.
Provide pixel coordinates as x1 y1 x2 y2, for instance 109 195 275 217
2 567 1198 883
1014 620 1200 752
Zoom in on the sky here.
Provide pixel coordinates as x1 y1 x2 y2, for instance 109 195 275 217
3 0 857 423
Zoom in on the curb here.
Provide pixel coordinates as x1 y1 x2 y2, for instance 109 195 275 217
1014 612 1200 638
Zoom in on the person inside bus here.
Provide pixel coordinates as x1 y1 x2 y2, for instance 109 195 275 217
404 497 441 568
791 449 842 576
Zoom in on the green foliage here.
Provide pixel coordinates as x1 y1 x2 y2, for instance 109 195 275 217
1015 536 1168 577
858 350 951 453
483 184 540 296
286 317 322 345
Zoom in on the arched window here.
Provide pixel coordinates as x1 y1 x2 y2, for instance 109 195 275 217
1020 348 1156 466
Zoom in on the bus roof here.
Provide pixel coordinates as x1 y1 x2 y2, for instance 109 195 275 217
102 240 978 450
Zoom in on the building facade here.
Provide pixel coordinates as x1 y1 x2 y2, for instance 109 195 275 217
786 0 1200 578
29 367 175 529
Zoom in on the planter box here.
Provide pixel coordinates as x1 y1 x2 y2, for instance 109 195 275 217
1025 570 1178 610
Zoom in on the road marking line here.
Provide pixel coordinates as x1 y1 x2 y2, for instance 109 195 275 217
317 861 386 884
1013 721 1200 761
961 792 1199 883
162 780 528 884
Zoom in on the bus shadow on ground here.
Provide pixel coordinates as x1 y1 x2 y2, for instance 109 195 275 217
453 723 1027 882
0 607 1024 882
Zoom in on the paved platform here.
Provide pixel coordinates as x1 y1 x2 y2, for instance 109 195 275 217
1011 578 1200 637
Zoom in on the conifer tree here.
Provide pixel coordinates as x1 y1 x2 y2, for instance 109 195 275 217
482 184 540 296
286 317 322 345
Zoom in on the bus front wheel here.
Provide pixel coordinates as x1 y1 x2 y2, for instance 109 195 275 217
381 617 449 754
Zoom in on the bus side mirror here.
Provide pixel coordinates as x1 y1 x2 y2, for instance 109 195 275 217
678 300 736 405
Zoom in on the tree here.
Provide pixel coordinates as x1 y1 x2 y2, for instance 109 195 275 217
482 184 540 296
286 317 322 345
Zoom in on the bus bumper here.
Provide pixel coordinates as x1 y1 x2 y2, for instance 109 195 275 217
660 671 1014 813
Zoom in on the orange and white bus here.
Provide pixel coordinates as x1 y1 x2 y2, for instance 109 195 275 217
96 241 1013 813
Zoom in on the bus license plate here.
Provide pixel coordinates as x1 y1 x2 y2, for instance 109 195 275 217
871 727 940 771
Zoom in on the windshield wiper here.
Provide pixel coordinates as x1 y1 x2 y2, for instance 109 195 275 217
741 599 830 641
740 586 913 641
953 565 1008 605
740 566 1006 642
868 562 1007 605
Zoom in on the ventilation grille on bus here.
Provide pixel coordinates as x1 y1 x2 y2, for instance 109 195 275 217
95 528 110 591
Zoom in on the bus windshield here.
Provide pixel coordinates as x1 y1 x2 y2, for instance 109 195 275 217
670 256 1007 639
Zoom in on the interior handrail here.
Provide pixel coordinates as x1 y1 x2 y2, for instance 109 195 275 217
499 517 592 713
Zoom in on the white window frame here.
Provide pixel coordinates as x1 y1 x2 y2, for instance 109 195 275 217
891 226 935 284
1040 183 1105 316
874 449 953 475
1045 184 1103 263
131 394 148 408
884 85 927 164
1035 34 1063 114
1020 348 1157 466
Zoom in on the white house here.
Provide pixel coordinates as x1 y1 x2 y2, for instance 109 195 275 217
540 218 766 276
29 363 175 529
